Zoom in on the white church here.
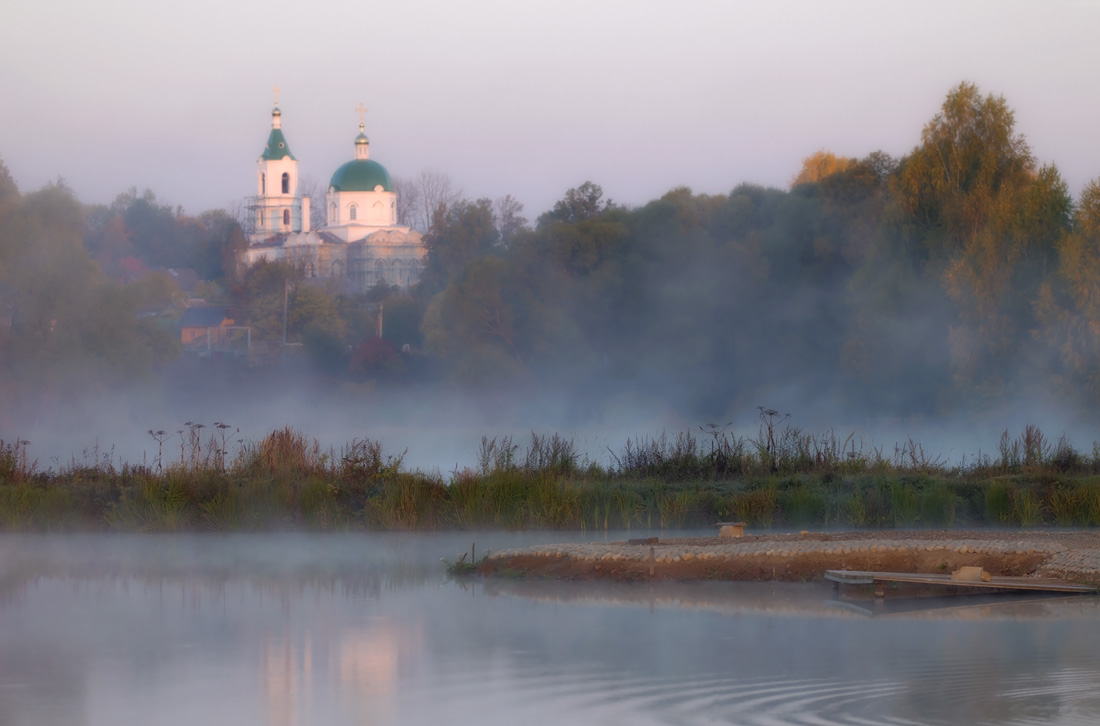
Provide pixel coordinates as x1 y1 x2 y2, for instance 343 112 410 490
239 101 426 292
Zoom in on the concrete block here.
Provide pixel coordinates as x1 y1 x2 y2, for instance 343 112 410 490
951 565 990 582
718 522 746 538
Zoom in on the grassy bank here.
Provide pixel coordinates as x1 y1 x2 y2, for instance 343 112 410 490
4 422 1100 532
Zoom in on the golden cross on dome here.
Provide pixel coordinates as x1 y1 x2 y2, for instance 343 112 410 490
273 86 281 105
355 102 368 126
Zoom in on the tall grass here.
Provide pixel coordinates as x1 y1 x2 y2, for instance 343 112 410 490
5 423 1100 531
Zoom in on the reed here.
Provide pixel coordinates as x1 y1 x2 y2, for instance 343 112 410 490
984 480 1015 523
0 439 35 484
920 483 957 526
890 483 922 527
9 422 1100 532
781 481 828 525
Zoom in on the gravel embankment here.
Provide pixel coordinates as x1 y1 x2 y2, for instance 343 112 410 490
480 530 1100 584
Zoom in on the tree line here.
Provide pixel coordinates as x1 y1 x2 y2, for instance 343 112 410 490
4 81 1100 421
414 82 1100 419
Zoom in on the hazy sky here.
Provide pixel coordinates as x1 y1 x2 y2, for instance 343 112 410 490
3 0 1099 218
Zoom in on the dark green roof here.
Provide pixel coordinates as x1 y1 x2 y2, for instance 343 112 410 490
329 159 393 192
262 128 295 161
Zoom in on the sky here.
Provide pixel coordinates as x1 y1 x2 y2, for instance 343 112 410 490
3 0 1100 219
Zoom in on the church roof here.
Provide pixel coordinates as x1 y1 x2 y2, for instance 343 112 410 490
262 127 295 161
329 159 393 192
179 305 235 328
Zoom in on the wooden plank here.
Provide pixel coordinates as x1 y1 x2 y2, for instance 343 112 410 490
824 570 875 585
825 569 1098 594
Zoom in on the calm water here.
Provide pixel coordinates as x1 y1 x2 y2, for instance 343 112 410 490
3 532 1100 726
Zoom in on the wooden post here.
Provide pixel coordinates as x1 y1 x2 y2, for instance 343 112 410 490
281 276 289 359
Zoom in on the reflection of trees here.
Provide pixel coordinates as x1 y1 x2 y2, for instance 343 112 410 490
1 567 429 726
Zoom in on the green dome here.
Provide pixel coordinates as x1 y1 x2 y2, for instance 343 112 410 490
329 159 394 192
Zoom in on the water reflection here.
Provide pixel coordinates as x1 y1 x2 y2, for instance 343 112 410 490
3 533 1100 725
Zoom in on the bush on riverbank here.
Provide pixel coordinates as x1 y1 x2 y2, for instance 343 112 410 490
5 425 1100 532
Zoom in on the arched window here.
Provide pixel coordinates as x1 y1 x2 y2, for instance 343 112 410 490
330 203 337 223
261 173 266 194
259 209 265 227
281 173 290 194
283 209 290 227
373 201 383 219
349 204 358 221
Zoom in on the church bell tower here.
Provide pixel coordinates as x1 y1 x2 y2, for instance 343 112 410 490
250 88 309 241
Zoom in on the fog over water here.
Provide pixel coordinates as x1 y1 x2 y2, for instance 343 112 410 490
4 533 1100 726
14 375 1097 474
8 3 1100 723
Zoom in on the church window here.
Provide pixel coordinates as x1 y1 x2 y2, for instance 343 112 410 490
261 173 266 194
259 209 265 227
283 209 290 226
330 203 337 222
281 173 290 194
349 204 358 221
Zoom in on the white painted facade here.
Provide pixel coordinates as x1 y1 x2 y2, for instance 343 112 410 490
323 188 399 239
239 105 426 292
249 107 309 240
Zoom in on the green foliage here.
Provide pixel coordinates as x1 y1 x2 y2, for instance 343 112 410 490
890 483 922 527
733 481 779 527
985 481 1015 522
1047 484 1087 527
781 482 828 525
537 181 612 227
0 440 34 484
419 198 500 295
920 483 957 526
8 424 1100 532
0 184 181 398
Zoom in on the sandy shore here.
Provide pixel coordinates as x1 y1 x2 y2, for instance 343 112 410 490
479 530 1100 585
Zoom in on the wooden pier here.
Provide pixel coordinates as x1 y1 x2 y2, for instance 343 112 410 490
825 569 1098 597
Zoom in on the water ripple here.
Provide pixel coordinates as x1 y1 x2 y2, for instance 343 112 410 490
422 659 1100 726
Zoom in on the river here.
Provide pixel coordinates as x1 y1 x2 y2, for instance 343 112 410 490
2 531 1100 725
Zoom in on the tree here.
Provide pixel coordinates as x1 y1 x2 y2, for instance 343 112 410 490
296 175 328 230
790 150 857 187
893 81 1034 259
348 336 402 378
418 198 500 295
220 222 249 285
234 260 302 343
83 213 134 273
405 169 461 233
537 181 611 227
0 158 18 216
421 256 526 383
1036 178 1100 398
880 82 1070 396
494 194 529 247
0 183 178 401
392 175 420 228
